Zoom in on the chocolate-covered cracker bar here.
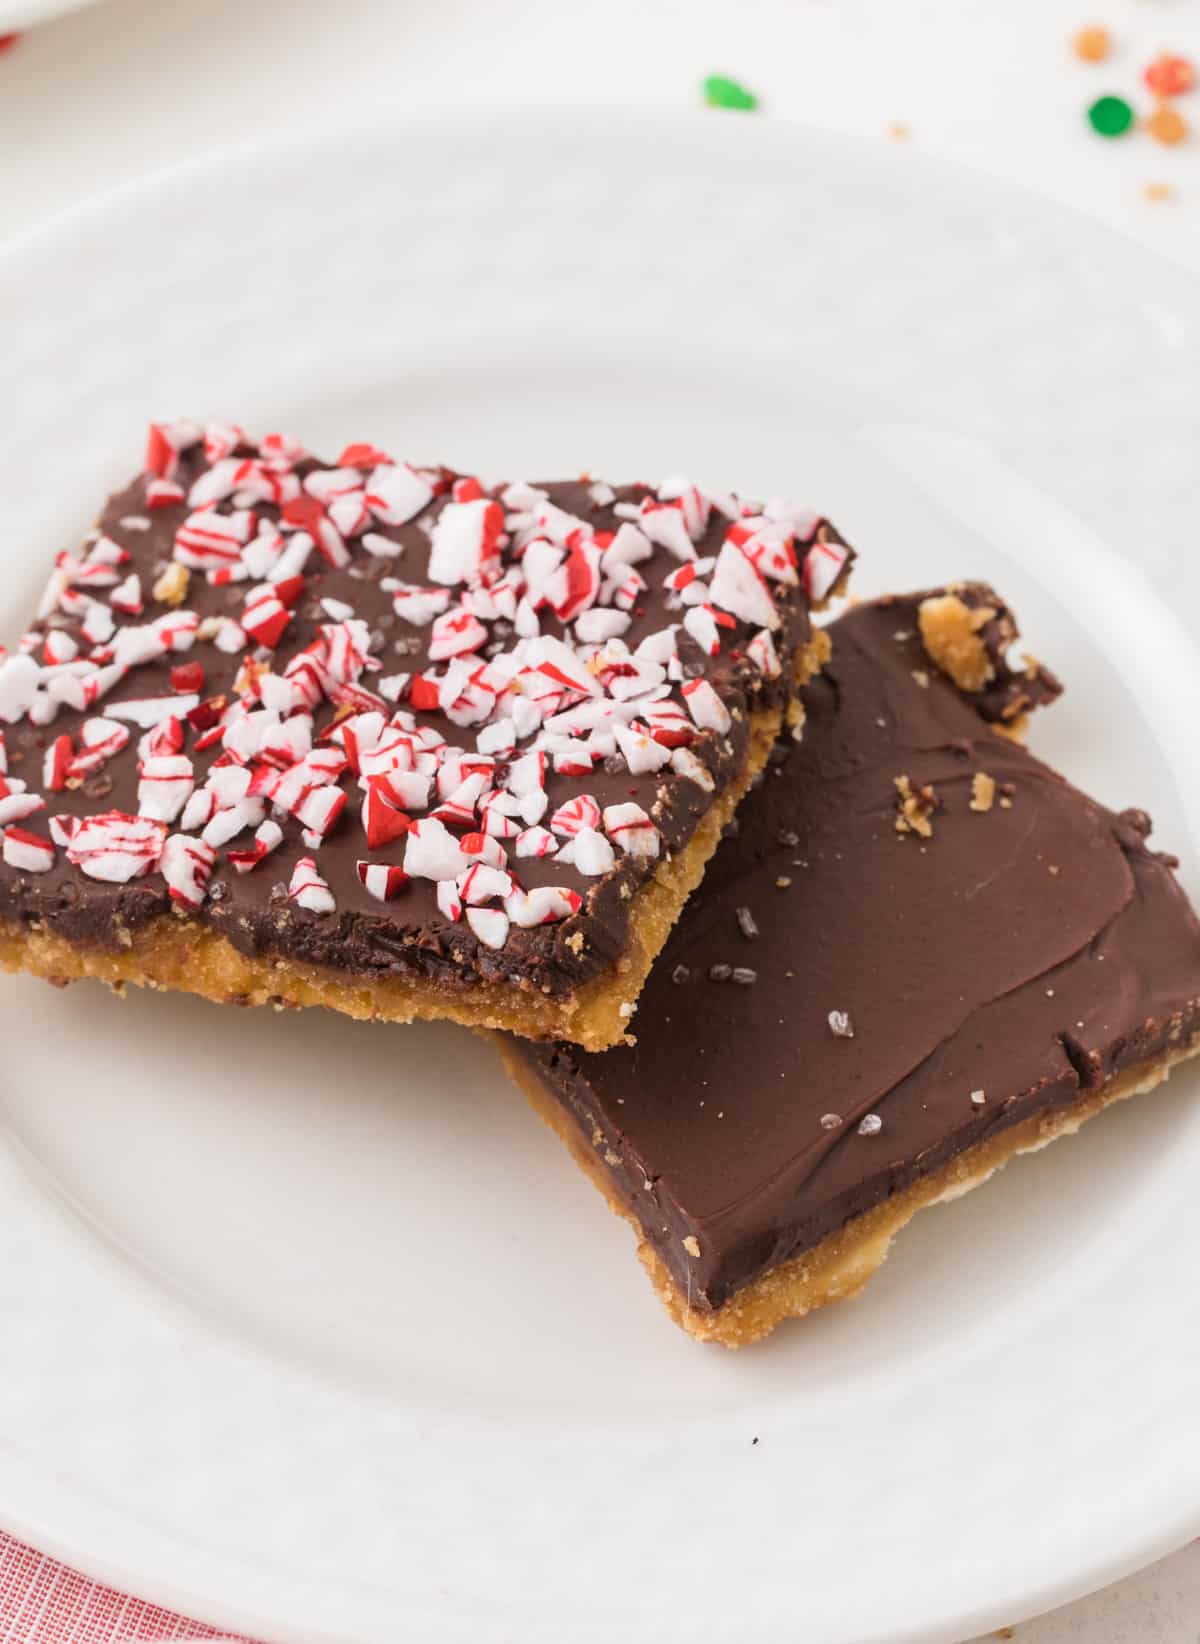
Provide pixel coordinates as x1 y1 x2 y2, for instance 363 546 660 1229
0 423 849 1049
502 587 1200 1341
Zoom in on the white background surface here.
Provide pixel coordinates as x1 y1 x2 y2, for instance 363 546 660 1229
1 3 1198 1641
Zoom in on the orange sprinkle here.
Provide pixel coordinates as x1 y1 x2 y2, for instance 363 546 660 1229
1072 25 1112 64
1146 104 1189 146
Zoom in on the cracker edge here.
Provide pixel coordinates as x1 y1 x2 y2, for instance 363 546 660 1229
496 1029 1200 1346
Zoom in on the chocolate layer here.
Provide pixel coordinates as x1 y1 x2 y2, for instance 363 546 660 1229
0 435 849 1002
516 589 1200 1308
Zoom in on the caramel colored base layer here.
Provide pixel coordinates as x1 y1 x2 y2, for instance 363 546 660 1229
0 638 827 1050
500 1033 1200 1345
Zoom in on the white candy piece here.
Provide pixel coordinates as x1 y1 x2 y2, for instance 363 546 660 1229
572 826 615 876
404 816 471 881
603 801 661 860
288 856 336 914
465 906 509 950
137 754 195 824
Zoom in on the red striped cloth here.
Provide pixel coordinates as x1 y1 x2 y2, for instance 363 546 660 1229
0 1534 261 1643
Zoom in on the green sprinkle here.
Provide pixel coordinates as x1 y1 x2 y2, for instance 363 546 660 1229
1087 95 1135 138
703 74 759 113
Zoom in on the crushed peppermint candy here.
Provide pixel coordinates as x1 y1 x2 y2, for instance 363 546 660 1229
0 426 847 970
827 1009 854 1039
858 1113 883 1136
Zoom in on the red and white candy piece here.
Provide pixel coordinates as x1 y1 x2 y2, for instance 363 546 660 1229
146 478 185 509
42 630 79 667
403 816 470 881
66 811 165 883
682 677 732 735
671 746 715 792
356 860 410 902
66 716 130 779
0 786 47 826
227 819 284 873
427 498 504 587
457 862 514 905
514 825 556 858
361 779 413 850
746 628 781 678
725 519 798 585
293 784 346 839
110 574 144 616
145 420 201 480
2 826 54 873
436 878 463 922
242 584 292 649
571 825 615 876
548 792 602 837
42 734 73 792
138 754 195 823
288 856 336 914
365 463 434 526
638 499 697 561
803 536 849 602
428 609 488 662
174 508 254 570
390 584 452 626
465 906 509 950
159 833 216 909
503 885 582 927
613 723 672 775
602 802 660 859
708 539 778 630
458 830 508 869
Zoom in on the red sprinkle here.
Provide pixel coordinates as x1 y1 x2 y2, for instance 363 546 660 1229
1144 54 1195 98
171 662 206 693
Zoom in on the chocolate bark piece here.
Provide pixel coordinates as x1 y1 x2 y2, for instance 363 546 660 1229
0 423 849 1049
503 587 1200 1342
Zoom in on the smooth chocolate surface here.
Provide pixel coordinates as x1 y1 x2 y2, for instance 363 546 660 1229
517 589 1200 1308
0 434 849 1001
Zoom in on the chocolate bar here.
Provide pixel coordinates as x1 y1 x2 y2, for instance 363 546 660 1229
0 423 849 1049
502 587 1200 1341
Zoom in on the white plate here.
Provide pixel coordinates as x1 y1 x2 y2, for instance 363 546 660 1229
0 0 100 30
1 112 1198 1644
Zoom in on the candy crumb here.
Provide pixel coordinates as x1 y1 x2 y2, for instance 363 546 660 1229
703 74 759 112
971 1089 987 1106
1146 105 1189 146
682 1235 701 1257
858 1113 883 1136
1072 25 1111 63
828 1009 854 1039
1144 54 1195 99
1088 94 1135 138
820 1113 843 1130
